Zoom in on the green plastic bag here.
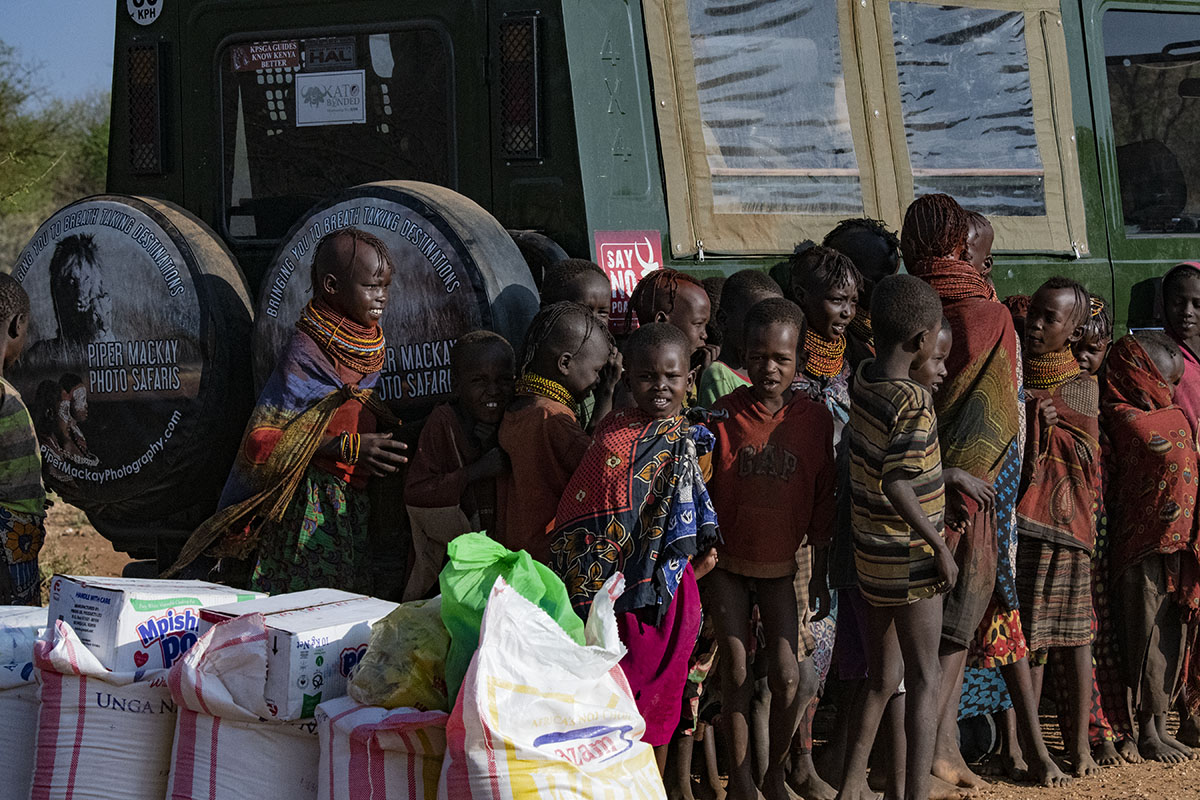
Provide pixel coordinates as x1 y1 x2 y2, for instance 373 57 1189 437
349 596 451 711
439 533 584 704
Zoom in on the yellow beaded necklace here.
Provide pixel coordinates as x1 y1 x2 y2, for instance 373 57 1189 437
516 372 578 416
803 328 847 379
1025 349 1080 390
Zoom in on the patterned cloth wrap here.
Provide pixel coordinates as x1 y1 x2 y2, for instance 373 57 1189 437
551 407 721 621
167 330 396 579
915 260 1022 648
0 506 46 605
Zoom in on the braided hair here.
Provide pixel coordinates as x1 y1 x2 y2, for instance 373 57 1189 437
627 268 705 329
823 218 900 284
788 245 862 300
1079 294 1113 346
312 227 395 287
520 301 614 374
1037 276 1092 329
900 194 969 271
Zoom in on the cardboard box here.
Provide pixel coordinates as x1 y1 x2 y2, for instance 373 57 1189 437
46 575 264 672
199 589 398 720
0 606 47 687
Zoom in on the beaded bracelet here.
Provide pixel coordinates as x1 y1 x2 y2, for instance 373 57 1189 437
339 432 361 465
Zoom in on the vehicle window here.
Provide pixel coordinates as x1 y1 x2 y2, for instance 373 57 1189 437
890 3 1046 217
685 0 863 216
219 29 453 241
1104 10 1200 236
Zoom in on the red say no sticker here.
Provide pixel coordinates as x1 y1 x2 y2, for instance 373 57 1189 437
593 230 663 334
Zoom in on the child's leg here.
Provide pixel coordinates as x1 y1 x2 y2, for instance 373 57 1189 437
930 645 985 789
785 660 834 800
756 575 805 800
669 733 695 800
1065 644 1102 775
702 728 724 800
1119 556 1192 763
893 596 944 800
835 605 903 800
709 568 759 800
998 656 1069 786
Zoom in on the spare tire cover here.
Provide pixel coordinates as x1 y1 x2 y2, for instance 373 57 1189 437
9 195 254 517
254 181 540 415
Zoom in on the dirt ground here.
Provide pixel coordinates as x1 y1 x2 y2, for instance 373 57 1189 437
38 500 133 597
30 505 1200 798
972 757 1200 799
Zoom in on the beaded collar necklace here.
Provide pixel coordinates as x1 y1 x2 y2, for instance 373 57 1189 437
1024 349 1080 390
804 328 847 379
296 300 386 375
848 313 872 347
516 372 579 417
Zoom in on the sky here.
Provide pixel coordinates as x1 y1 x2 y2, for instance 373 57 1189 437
5 1 116 102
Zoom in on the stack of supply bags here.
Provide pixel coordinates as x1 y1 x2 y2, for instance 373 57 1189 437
316 595 451 800
31 577 265 800
166 589 398 800
165 613 322 800
0 606 47 800
439 572 667 800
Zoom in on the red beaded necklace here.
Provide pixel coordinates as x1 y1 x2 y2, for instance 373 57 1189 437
296 300 386 374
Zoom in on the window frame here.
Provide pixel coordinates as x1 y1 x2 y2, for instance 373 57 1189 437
644 0 1087 256
213 20 458 245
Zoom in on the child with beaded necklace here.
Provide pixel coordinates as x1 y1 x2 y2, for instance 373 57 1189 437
1016 276 1103 777
822 218 901 368
168 228 406 593
496 301 616 564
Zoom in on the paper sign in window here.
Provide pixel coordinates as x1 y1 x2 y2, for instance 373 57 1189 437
295 70 367 127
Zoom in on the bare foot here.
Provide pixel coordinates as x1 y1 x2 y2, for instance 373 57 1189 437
763 765 796 800
1025 754 1071 788
833 780 881 800
1160 732 1197 760
930 757 988 790
928 774 972 799
1139 736 1191 764
1178 714 1200 748
1116 738 1143 765
1091 739 1122 766
786 762 837 800
975 751 1027 780
1069 750 1102 777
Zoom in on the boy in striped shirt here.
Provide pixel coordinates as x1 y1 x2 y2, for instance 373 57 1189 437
0 274 46 605
838 275 981 800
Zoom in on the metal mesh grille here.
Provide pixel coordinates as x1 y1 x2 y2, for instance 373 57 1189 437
128 45 162 174
499 18 540 158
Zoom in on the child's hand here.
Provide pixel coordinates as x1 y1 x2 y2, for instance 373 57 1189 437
695 343 720 373
1037 397 1059 429
693 546 719 579
468 447 509 482
359 432 408 475
809 571 831 623
934 545 959 593
944 468 995 517
597 348 623 396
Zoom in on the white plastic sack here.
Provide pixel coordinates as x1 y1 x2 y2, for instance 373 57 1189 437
166 613 319 800
438 574 666 800
0 605 47 800
0 682 39 800
315 696 447 800
31 620 176 800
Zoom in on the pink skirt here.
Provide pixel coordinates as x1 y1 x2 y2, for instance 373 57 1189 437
617 563 703 746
